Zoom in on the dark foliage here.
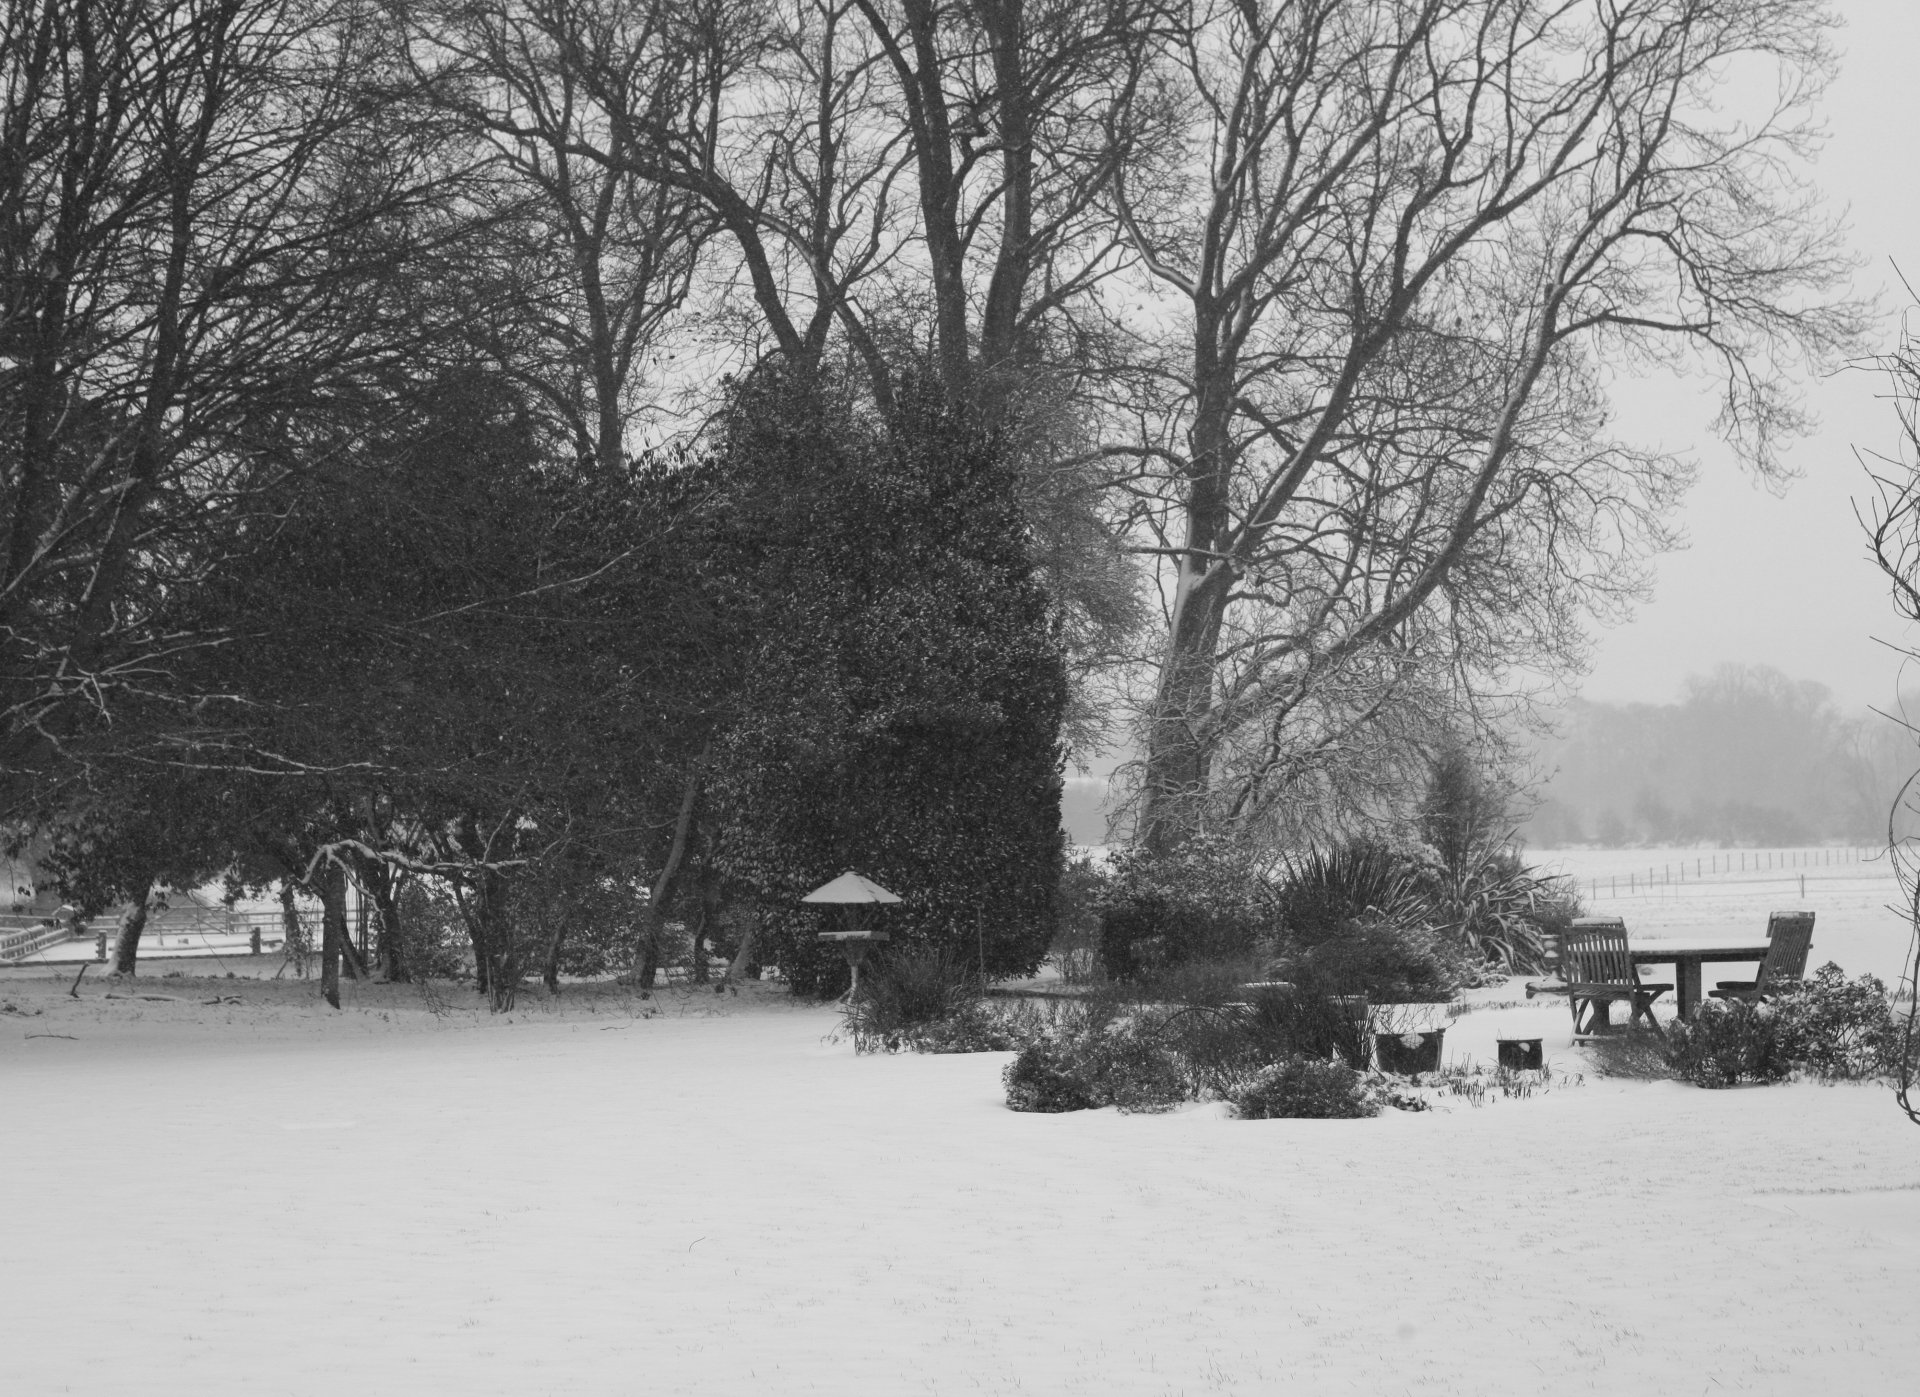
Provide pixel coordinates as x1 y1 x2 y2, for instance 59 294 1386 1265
1050 853 1107 982
1095 833 1267 979
1275 840 1422 947
1663 999 1790 1088
1285 915 1473 1005
841 945 1029 1053
394 879 471 980
706 368 1068 995
1274 829 1572 983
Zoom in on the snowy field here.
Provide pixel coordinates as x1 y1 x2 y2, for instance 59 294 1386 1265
4 967 1920 1396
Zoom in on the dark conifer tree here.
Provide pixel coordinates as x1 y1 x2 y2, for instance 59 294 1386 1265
707 367 1067 995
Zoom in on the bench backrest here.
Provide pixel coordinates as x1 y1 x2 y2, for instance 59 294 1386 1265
1758 911 1816 990
1564 920 1636 987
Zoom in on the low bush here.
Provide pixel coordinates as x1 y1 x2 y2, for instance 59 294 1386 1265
1086 969 1374 1086
1229 1058 1379 1119
1002 1037 1104 1113
1585 1031 1674 1080
1000 969 1402 1114
1770 962 1902 1080
908 999 1035 1054
1646 963 1907 1088
843 945 990 1053
1000 1016 1188 1113
1663 998 1789 1088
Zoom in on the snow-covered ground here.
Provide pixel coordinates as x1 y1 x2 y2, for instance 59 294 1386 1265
3 972 1918 1396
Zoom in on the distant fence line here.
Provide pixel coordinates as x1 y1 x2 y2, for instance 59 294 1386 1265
1579 846 1880 902
0 905 306 964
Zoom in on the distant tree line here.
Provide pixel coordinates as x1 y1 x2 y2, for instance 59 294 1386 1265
1521 666 1908 847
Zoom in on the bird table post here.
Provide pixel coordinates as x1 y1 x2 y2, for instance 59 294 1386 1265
801 870 902 999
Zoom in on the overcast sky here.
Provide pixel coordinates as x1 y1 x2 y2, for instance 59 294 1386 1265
1577 1 1920 716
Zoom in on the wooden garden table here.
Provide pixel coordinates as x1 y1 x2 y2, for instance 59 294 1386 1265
1628 936 1772 1020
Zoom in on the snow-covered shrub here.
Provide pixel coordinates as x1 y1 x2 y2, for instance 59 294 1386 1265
1770 962 1901 1080
1085 1017 1190 1112
1230 1058 1379 1119
1656 964 1907 1088
907 1000 1035 1054
1664 998 1789 1088
1001 1016 1188 1113
1003 1037 1102 1112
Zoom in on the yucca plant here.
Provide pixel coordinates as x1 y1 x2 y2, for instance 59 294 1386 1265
1275 839 1427 947
1427 843 1577 973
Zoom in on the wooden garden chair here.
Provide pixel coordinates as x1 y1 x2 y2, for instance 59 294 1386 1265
1709 912 1815 1004
1529 916 1624 999
1564 921 1671 1040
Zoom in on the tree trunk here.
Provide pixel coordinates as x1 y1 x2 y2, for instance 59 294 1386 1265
465 902 491 998
542 918 568 992
976 1 1035 378
112 878 155 975
633 766 701 989
354 880 370 971
1138 340 1237 854
372 870 406 983
477 865 517 1011
316 858 348 1010
689 895 711 985
897 0 972 394
720 905 761 988
637 930 664 992
279 880 307 977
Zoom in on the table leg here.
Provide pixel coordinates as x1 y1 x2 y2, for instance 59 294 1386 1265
1582 997 1612 1035
1675 958 1701 1020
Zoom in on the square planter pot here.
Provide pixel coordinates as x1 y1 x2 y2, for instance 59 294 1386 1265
1374 1027 1446 1075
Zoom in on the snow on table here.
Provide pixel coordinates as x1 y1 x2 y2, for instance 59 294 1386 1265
1 977 1916 1396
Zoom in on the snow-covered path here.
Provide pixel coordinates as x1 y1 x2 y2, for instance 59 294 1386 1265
3 980 1917 1395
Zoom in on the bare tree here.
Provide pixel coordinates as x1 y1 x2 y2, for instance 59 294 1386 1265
1101 0 1864 850
1862 294 1920 1128
392 0 715 465
0 0 466 785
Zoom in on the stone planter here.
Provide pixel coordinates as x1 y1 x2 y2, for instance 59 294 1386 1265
1374 1027 1446 1075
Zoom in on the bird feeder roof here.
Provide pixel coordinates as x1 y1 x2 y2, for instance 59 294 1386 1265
799 870 902 904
